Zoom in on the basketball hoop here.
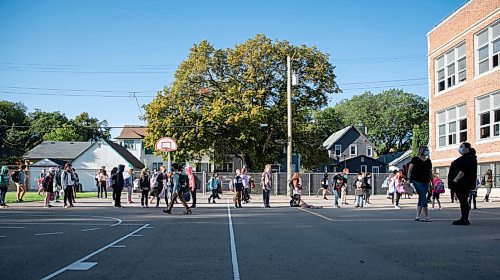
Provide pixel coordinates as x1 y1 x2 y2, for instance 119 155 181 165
155 137 178 152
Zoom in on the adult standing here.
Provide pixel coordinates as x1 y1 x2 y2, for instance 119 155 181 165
207 172 220 204
97 167 108 199
139 168 150 208
261 164 272 208
125 168 135 204
340 168 349 205
186 166 197 208
13 164 27 202
407 146 433 222
61 163 76 208
363 172 372 204
241 168 250 203
320 173 329 200
482 169 493 202
0 166 9 207
232 169 244 208
448 142 477 226
163 163 191 214
112 164 125 208
153 166 167 207
42 168 56 208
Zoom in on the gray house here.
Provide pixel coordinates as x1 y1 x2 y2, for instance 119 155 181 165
322 125 386 173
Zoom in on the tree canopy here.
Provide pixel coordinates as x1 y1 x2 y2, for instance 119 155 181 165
145 34 340 171
333 89 429 155
0 100 111 163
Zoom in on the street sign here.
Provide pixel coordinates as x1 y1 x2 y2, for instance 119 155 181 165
155 137 178 152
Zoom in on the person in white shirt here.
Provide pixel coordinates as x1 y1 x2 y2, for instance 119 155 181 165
61 163 76 208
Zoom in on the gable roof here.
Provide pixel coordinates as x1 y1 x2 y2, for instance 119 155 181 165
322 125 377 150
115 125 147 139
24 141 93 160
105 140 145 169
389 150 413 166
322 126 352 150
31 158 68 167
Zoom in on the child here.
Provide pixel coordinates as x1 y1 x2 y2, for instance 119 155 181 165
392 171 405 209
431 173 444 210
353 172 365 208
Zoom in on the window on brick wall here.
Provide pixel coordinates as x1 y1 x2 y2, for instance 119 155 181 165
436 104 467 148
477 92 500 140
435 42 466 93
476 21 500 75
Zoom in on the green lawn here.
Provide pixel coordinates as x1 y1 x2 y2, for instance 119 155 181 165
5 191 98 204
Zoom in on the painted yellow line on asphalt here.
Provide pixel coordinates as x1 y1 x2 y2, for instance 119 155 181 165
298 208 334 221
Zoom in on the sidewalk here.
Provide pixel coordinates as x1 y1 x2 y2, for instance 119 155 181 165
4 193 499 209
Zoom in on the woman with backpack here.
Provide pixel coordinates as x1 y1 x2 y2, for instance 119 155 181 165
42 168 56 208
431 173 444 210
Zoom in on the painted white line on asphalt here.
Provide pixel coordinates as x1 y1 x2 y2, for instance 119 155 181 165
109 217 123 227
227 199 241 280
67 262 97 271
131 234 143 237
41 224 150 280
298 208 334 221
0 235 6 238
35 232 63 236
110 245 126 248
81 228 100 232
0 226 26 229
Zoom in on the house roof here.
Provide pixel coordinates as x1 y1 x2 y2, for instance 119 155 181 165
105 140 145 169
377 151 406 164
322 126 353 150
24 141 93 160
31 158 67 167
115 125 147 139
322 125 377 150
389 150 413 166
338 155 387 166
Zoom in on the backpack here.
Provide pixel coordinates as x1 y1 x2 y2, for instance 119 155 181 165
481 176 485 185
183 190 191 201
179 173 189 192
10 171 20 183
435 179 445 194
382 177 389 189
234 175 244 191
55 170 62 186
194 175 201 189
333 175 343 190
37 177 45 190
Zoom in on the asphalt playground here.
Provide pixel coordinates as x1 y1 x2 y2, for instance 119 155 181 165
1 193 499 280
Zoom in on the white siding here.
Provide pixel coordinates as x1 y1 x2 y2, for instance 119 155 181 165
72 142 134 191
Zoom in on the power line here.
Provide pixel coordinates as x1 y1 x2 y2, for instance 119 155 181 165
1 90 154 98
0 85 154 94
338 77 427 85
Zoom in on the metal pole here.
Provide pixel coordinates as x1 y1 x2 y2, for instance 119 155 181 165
287 56 292 198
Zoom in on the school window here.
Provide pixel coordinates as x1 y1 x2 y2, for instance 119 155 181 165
123 140 135 150
334 145 342 157
372 166 380 174
435 42 466 93
152 162 163 171
436 104 467 147
349 145 357 156
366 146 373 157
475 21 500 75
215 162 234 172
476 92 500 140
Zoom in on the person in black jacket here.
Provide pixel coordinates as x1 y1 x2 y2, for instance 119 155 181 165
448 142 477 226
139 168 150 208
112 165 125 208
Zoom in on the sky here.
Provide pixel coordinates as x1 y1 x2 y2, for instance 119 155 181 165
0 0 467 138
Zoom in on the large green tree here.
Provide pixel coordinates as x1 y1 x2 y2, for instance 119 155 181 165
0 101 29 163
334 89 428 155
145 35 340 171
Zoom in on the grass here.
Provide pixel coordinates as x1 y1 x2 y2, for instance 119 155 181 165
5 191 98 204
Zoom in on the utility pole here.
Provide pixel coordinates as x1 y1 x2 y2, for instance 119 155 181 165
286 56 292 197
